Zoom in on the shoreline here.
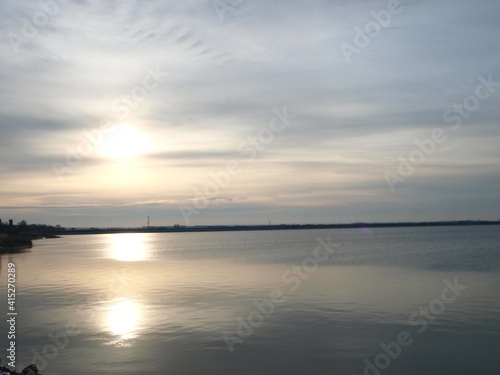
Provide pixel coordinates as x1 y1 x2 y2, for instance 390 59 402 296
0 236 33 252
49 220 500 236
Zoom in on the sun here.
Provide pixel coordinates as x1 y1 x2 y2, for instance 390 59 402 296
98 124 152 159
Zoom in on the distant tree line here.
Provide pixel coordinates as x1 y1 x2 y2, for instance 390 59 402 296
0 219 65 233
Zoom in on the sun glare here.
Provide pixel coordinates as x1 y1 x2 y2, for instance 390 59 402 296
107 298 140 341
99 124 151 159
110 233 149 261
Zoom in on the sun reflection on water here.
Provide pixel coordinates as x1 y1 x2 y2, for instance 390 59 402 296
107 298 140 344
110 233 148 261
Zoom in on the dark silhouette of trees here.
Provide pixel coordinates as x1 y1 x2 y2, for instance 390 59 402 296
0 219 65 233
17 220 28 232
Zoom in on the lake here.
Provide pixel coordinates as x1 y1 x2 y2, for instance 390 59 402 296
1 225 500 374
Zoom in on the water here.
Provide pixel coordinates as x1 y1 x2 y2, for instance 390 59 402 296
1 225 499 374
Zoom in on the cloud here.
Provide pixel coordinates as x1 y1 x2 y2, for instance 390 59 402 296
1 0 499 226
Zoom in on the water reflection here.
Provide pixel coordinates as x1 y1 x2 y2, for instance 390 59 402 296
110 233 148 261
4 228 500 374
107 298 140 343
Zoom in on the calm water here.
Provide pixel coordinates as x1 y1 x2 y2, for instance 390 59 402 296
1 226 500 374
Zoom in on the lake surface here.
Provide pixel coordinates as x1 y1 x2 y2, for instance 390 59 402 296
1 225 500 374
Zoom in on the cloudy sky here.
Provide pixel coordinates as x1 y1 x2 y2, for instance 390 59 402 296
1 0 499 227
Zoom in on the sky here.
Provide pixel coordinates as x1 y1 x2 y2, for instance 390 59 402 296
0 0 499 227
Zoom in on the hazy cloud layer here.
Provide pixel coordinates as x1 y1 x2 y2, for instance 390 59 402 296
1 0 499 226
